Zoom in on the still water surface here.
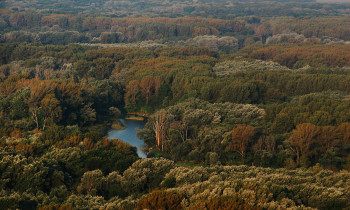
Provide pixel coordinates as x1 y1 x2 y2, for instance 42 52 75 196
107 119 147 158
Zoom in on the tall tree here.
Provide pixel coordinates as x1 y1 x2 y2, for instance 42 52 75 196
40 94 62 130
152 110 169 151
125 80 140 103
140 77 154 104
285 123 320 167
226 124 256 161
27 81 56 131
338 123 350 145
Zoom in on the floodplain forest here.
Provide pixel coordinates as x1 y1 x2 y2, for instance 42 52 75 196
1 0 350 209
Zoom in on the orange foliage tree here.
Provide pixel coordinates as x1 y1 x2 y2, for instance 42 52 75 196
137 190 183 210
125 80 140 103
226 124 256 161
286 123 320 167
140 76 154 104
338 123 350 145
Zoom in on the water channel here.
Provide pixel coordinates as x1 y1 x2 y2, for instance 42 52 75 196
107 119 147 158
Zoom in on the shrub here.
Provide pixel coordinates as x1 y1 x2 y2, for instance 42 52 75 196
137 190 183 210
188 196 262 210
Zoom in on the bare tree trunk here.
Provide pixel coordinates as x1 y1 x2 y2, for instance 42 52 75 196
32 109 39 130
296 150 300 167
153 111 167 151
43 117 48 131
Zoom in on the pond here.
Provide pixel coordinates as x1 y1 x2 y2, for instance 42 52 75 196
107 119 147 158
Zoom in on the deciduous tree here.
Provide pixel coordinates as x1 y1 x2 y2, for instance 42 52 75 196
226 124 256 161
286 123 320 167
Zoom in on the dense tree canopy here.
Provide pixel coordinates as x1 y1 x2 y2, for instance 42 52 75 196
1 0 350 208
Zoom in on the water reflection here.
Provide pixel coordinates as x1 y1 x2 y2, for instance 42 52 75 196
107 119 147 158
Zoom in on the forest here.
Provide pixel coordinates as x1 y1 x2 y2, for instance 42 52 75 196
1 0 350 209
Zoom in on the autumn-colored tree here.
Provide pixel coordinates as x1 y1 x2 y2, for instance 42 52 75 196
226 124 256 161
337 123 350 145
254 23 271 42
248 44 350 67
140 76 154 104
153 76 162 92
83 138 96 151
137 190 183 210
39 204 74 210
28 81 57 131
111 139 135 155
189 196 262 210
9 129 23 138
93 57 115 79
192 27 212 36
68 136 82 146
125 80 140 103
286 123 320 167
